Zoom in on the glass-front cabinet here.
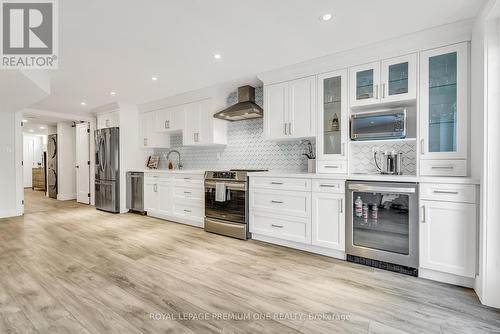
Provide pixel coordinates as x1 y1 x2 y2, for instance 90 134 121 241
419 43 468 175
349 61 380 107
349 54 417 107
317 69 348 173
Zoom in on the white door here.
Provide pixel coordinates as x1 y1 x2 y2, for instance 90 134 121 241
157 181 172 216
23 136 35 188
289 75 316 138
419 43 468 160
76 123 90 204
420 200 476 278
380 53 417 103
144 179 158 212
349 61 381 107
264 82 288 139
312 193 345 251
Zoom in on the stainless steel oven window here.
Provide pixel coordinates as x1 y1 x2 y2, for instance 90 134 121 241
205 181 246 223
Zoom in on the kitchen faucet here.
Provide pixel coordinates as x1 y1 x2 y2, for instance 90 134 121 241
166 150 183 169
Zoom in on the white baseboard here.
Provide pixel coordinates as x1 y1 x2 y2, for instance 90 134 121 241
251 233 346 260
146 211 204 228
57 193 76 201
419 268 475 288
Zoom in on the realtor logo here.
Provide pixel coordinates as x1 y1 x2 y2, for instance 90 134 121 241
1 0 58 69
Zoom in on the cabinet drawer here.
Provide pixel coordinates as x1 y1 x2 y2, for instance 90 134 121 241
250 177 311 191
250 189 310 218
250 211 311 244
172 200 204 220
173 184 204 201
145 173 172 181
420 183 476 204
312 179 345 193
317 161 347 174
174 173 204 181
420 160 466 177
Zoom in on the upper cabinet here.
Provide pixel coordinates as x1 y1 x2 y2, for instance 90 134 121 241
419 43 468 176
138 111 171 149
182 98 227 146
349 53 417 108
316 69 348 173
264 75 316 140
96 111 119 129
155 105 184 133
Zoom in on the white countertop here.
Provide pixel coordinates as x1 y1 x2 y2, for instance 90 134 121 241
247 171 480 185
130 169 206 174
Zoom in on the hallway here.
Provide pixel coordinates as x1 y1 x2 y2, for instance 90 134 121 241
23 188 84 215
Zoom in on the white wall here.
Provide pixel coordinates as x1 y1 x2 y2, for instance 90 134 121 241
0 112 23 218
56 122 76 200
118 103 150 213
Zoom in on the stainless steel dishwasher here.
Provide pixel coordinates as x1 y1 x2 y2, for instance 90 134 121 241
126 172 144 213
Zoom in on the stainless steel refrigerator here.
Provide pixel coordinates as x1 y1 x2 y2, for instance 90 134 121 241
47 134 57 199
95 127 120 213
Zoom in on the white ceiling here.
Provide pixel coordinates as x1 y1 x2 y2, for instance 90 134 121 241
30 0 486 115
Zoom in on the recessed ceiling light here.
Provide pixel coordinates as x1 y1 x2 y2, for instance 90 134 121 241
151 76 158 81
320 13 332 21
110 91 116 96
213 53 221 60
80 102 87 106
28 129 34 133
22 119 28 123
39 126 45 129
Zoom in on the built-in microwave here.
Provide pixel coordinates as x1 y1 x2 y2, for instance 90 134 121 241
350 109 406 141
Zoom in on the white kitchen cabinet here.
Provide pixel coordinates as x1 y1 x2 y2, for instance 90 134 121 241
182 98 227 146
264 75 316 140
155 105 184 133
419 43 468 176
317 69 348 172
144 172 204 227
349 54 417 108
96 111 119 129
138 111 171 149
311 192 345 251
350 61 381 107
420 199 476 278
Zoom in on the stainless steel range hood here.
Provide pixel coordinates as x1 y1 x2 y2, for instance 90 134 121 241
214 85 263 121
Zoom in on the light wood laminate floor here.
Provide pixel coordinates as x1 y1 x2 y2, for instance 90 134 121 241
1 189 498 333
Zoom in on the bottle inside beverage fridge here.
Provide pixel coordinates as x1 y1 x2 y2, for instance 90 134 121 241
355 196 363 217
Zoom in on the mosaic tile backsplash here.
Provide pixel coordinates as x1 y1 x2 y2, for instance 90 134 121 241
154 87 315 172
349 141 417 175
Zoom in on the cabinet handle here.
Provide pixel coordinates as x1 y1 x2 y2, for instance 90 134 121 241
105 119 110 127
341 143 345 156
433 190 459 194
374 84 379 99
420 139 425 155
143 138 148 146
320 184 337 188
184 191 191 194
183 177 191 180
381 83 386 98
165 120 170 129
421 206 426 223
284 123 287 135
183 209 192 213
271 200 283 204
431 166 454 170
271 224 284 228
288 122 292 135
325 165 339 169
270 182 283 185
340 199 343 213
153 184 157 192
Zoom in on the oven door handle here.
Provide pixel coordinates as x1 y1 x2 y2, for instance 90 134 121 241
205 181 246 190
348 185 416 194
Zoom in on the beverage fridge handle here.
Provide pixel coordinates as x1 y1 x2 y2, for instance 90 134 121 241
348 184 416 194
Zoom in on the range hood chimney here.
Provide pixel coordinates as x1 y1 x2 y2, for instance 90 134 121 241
214 85 263 121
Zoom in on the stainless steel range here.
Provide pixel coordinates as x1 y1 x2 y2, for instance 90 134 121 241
204 170 266 240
